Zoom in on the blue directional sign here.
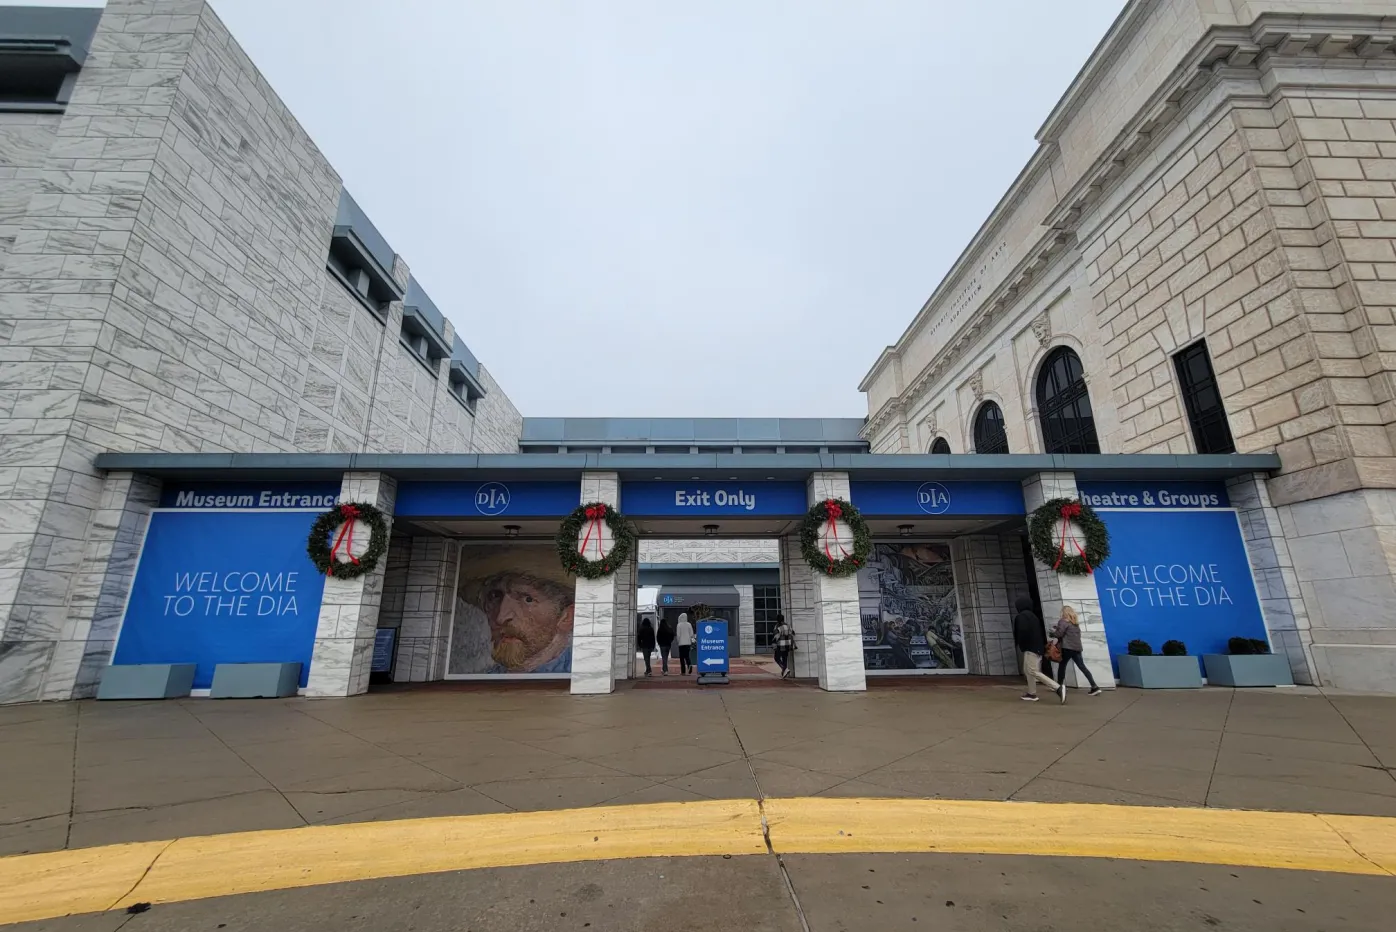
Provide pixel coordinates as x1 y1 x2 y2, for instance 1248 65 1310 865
695 620 729 674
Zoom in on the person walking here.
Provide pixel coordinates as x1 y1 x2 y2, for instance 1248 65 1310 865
1013 595 1065 703
675 612 695 675
772 615 795 678
656 616 675 675
637 616 656 677
1050 605 1102 696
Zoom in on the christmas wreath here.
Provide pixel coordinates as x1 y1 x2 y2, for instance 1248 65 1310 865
307 501 389 580
556 502 636 579
799 497 872 577
1029 497 1110 576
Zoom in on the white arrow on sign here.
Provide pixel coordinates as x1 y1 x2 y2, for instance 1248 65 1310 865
700 658 724 666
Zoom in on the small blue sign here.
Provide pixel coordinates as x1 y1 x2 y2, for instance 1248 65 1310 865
1096 509 1266 674
661 594 675 605
622 481 808 516
114 510 327 689
372 628 397 674
1078 481 1229 510
159 482 341 510
395 481 582 517
849 480 1025 516
696 620 729 674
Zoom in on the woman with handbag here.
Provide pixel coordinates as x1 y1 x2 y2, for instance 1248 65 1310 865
1050 605 1102 696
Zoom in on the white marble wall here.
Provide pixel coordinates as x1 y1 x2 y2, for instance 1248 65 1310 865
570 472 621 695
387 537 459 683
950 534 1024 676
736 584 755 655
779 535 823 679
1021 472 1112 689
305 472 396 697
1226 473 1315 685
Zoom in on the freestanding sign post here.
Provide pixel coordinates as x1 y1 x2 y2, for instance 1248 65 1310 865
695 620 729 685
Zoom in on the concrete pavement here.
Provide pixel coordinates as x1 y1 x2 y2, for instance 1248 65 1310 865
3 678 1396 929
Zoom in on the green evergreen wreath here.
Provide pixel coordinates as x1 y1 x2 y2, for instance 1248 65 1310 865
1028 497 1110 576
556 502 636 579
799 497 872 577
307 501 389 580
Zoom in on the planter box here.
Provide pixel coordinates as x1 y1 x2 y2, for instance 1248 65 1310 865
1116 654 1203 689
210 662 301 698
97 663 196 700
1203 654 1294 687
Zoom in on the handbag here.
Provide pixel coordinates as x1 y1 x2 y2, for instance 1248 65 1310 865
1046 641 1062 663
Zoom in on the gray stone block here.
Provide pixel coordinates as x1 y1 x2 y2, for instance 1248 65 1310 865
96 663 195 699
1202 653 1295 687
1117 654 1204 689
209 662 301 698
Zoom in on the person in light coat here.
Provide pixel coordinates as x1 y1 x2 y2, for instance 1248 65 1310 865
1050 605 1102 696
675 612 695 675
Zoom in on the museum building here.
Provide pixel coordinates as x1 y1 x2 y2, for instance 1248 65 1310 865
2 0 1393 702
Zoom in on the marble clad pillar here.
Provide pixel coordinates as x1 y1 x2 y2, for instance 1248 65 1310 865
1021 472 1112 689
305 472 397 697
805 471 867 691
571 472 622 695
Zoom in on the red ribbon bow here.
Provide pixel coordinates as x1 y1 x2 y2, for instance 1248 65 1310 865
821 498 851 572
1053 501 1091 573
579 503 608 560
328 504 362 576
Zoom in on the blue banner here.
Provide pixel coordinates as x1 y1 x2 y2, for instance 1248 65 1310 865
160 482 341 510
113 510 327 689
622 481 808 516
850 480 1025 516
1078 481 1229 510
695 620 729 674
395 480 582 517
1096 509 1266 673
372 628 397 674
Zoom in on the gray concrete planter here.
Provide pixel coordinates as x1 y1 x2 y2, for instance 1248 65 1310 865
1117 654 1203 689
1202 654 1294 687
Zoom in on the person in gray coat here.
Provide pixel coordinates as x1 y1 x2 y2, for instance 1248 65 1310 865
1050 605 1102 696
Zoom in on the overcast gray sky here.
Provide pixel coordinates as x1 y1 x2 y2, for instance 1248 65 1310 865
19 0 1127 418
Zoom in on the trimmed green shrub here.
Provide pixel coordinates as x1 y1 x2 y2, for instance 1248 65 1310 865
1127 639 1153 656
1161 639 1188 656
1228 637 1254 655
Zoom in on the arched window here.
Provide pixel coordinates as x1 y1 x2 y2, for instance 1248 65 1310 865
973 402 1009 454
1036 347 1100 454
929 437 951 455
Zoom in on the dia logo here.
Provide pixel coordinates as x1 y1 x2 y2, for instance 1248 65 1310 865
916 481 952 515
474 482 511 516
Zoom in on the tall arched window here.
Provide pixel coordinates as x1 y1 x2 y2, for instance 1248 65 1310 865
1036 347 1100 454
973 402 1009 454
929 437 951 455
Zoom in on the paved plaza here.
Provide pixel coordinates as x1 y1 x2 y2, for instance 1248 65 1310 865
3 680 1396 930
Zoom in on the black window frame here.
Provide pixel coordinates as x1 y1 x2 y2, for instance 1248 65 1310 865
972 402 1010 454
752 585 783 653
1035 346 1101 454
929 437 951 455
1174 340 1236 455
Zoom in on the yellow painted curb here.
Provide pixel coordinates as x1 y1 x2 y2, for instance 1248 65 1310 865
764 798 1393 876
0 798 1393 926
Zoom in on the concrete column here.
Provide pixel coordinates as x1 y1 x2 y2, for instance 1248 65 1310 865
37 471 162 701
389 537 460 683
1225 473 1315 685
805 471 866 691
305 472 398 697
950 534 1022 676
1021 472 1113 689
736 584 755 655
571 471 620 695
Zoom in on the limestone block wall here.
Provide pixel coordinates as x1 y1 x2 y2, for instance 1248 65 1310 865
0 113 62 257
295 270 387 452
469 365 523 455
951 534 1026 676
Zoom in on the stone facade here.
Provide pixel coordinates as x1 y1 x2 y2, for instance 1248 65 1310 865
860 0 1396 691
0 1 523 701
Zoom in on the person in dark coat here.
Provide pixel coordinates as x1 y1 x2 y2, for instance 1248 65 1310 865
1012 595 1064 703
656 617 676 675
637 616 657 677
